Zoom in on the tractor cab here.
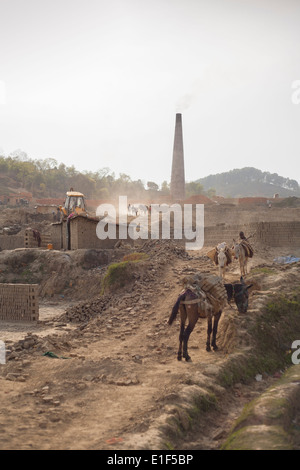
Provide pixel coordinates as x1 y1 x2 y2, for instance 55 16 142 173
60 191 87 217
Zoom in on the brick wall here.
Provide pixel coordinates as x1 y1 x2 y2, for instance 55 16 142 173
51 218 300 250
50 223 63 250
203 221 300 248
24 229 52 249
255 221 300 247
53 217 134 250
71 217 132 249
203 224 253 247
2 218 298 252
0 284 39 321
0 235 24 250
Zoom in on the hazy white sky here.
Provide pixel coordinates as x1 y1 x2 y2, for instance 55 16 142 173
0 0 300 186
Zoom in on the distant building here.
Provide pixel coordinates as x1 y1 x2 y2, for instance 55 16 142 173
0 192 33 205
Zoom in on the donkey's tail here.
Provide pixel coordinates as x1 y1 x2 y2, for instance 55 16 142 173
168 291 186 325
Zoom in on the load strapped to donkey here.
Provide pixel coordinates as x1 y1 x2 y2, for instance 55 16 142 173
179 272 228 317
168 272 228 359
206 243 231 264
168 272 253 360
239 239 254 258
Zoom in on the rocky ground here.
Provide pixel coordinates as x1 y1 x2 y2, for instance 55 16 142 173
0 238 300 450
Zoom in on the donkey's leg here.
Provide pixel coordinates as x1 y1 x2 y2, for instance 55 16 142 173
242 250 247 276
240 257 244 277
177 321 185 361
182 322 196 362
211 311 222 351
182 308 198 362
206 314 213 352
177 307 187 361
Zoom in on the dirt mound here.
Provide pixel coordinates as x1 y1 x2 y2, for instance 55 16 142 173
0 248 113 300
59 240 188 323
275 197 300 208
139 239 189 260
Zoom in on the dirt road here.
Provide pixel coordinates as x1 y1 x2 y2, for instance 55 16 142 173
0 243 297 450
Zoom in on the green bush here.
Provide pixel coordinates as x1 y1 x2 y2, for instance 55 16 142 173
100 254 148 294
101 262 131 293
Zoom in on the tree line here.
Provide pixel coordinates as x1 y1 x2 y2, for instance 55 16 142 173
0 153 210 200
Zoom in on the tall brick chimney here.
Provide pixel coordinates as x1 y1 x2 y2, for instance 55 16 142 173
170 113 185 201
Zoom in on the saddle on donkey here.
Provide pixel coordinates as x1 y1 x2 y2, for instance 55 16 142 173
238 231 254 258
180 273 228 317
207 242 232 266
240 239 254 258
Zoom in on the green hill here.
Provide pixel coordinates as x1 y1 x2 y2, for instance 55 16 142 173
196 167 300 198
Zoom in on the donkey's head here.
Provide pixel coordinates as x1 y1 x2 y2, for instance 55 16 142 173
232 239 240 260
217 248 227 268
225 277 253 313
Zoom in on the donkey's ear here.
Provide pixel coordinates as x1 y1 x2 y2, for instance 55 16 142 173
246 284 253 290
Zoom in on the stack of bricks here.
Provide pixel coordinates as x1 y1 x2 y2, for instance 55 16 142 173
0 284 39 322
203 221 300 248
255 221 300 247
203 224 255 247
24 228 52 249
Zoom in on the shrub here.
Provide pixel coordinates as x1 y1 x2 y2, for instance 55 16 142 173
122 252 149 262
101 262 131 293
101 253 148 294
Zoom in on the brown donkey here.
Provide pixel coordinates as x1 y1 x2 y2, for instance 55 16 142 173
168 278 252 361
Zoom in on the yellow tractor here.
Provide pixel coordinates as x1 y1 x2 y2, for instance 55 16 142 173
60 191 88 218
